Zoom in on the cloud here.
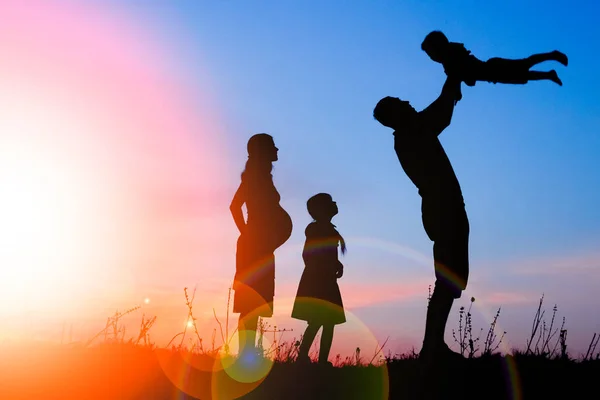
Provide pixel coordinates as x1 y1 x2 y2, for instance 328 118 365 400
472 249 600 281
342 280 431 308
506 251 600 276
476 291 536 305
268 279 430 319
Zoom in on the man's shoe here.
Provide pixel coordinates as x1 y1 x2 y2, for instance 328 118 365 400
419 343 464 363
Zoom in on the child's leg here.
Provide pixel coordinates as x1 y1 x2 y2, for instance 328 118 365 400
318 324 335 364
524 51 568 68
298 323 320 359
528 70 562 86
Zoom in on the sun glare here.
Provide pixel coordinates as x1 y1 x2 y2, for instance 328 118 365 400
0 136 91 313
0 87 136 322
0 0 228 342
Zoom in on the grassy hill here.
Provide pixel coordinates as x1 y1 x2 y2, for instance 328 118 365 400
1 342 598 399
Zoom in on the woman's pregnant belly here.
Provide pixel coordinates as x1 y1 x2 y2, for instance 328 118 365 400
269 205 292 251
246 205 293 253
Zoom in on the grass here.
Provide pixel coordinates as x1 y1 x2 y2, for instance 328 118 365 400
1 342 598 399
1 290 599 399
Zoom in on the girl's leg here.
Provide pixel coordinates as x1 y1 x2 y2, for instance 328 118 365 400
298 323 320 360
524 51 568 68
238 312 259 355
528 70 562 86
319 324 335 364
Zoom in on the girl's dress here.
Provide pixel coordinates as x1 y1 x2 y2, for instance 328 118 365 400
291 221 346 325
233 169 292 317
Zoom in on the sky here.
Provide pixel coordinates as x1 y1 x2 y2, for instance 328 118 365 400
0 0 599 358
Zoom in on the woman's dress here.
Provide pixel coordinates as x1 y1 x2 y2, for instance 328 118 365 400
233 171 292 317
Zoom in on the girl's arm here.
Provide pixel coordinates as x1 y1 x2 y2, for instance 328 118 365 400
336 261 344 278
336 231 346 278
302 226 331 267
229 181 247 234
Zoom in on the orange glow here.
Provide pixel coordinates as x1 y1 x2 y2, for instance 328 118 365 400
0 0 229 339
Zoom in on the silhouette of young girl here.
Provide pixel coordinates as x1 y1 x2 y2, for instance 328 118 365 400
292 193 346 365
422 30 568 101
230 133 292 356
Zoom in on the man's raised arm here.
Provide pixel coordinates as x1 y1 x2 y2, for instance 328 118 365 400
419 76 462 136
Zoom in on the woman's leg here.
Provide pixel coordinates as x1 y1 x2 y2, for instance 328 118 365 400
319 324 335 364
238 312 259 355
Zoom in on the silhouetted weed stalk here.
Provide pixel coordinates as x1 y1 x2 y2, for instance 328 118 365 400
81 288 599 365
452 297 480 358
451 297 505 358
86 306 141 347
212 287 235 355
525 294 570 359
258 318 294 360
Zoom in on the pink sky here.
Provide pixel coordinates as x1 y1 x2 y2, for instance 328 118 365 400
1 0 599 359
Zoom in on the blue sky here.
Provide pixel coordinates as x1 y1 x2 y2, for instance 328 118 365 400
4 0 596 356
106 0 600 354
149 0 600 255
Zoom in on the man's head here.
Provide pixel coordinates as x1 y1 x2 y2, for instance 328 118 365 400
421 30 449 63
373 96 417 130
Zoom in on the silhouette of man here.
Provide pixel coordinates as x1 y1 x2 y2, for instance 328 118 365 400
373 75 467 361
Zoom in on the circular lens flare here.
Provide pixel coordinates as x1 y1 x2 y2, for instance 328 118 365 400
291 297 389 399
220 346 274 384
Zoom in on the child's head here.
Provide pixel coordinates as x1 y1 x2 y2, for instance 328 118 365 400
421 30 449 63
307 193 338 221
373 96 417 130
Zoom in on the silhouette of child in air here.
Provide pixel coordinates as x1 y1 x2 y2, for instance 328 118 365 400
422 30 568 101
292 193 346 366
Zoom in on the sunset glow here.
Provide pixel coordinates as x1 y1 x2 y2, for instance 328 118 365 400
0 0 598 375
0 0 228 335
0 139 92 313
0 1 599 398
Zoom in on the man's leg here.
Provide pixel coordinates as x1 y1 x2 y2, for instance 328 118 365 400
420 210 469 360
421 275 456 355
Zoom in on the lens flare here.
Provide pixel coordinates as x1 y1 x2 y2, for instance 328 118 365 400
0 0 229 330
156 348 273 400
280 235 523 398
158 283 277 399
